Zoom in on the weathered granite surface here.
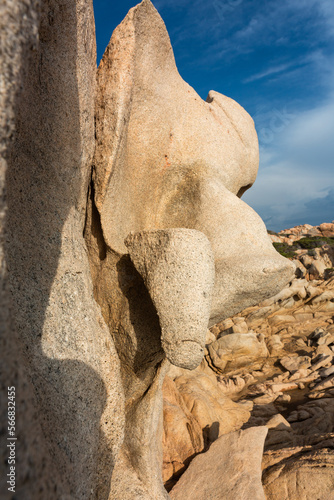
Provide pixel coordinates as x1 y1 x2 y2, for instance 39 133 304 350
170 427 268 500
1 0 295 498
2 0 124 498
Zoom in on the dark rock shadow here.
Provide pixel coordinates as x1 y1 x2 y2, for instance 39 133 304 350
164 421 221 493
116 255 164 378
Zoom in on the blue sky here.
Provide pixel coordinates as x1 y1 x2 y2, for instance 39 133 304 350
93 0 334 231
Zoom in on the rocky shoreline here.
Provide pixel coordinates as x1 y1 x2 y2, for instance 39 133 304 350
163 222 334 499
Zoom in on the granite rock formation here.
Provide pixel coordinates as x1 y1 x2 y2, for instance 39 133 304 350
125 229 215 370
1 0 124 498
1 0 63 497
170 427 268 500
84 1 294 497
1 0 296 498
163 224 334 497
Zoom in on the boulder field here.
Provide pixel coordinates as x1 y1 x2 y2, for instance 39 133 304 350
163 223 334 499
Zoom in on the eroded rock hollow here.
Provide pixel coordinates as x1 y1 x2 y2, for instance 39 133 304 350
1 0 294 498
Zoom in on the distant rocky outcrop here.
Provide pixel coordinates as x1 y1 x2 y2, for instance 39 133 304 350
270 221 334 280
270 221 334 244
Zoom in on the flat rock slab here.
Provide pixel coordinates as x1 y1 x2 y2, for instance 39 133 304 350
170 427 268 500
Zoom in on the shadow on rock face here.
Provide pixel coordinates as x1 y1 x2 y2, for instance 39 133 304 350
116 254 164 379
3 0 123 498
84 0 295 498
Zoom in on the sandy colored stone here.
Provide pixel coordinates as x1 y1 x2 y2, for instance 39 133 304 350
0 1 66 497
309 260 327 280
263 447 334 500
264 414 293 448
125 229 215 370
170 427 268 500
174 372 251 443
280 355 311 373
93 0 294 330
162 376 204 486
266 335 284 355
207 332 268 373
83 1 295 497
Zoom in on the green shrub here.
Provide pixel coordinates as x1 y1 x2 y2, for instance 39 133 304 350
298 236 334 249
272 242 298 259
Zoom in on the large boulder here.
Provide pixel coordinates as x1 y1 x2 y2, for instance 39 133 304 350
207 332 268 373
91 0 294 326
2 0 295 498
125 229 215 370
169 427 268 500
84 0 294 497
1 1 64 497
263 444 334 500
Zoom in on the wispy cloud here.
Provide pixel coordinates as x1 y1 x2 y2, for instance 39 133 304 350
244 93 334 230
243 63 294 83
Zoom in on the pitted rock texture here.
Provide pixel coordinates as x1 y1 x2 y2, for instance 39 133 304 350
1 1 65 497
3 0 125 498
2 0 298 498
85 1 294 498
125 229 215 369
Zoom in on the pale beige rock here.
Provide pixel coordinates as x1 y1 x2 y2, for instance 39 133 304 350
93 0 294 331
269 314 296 326
161 370 251 488
84 1 295 496
170 427 268 500
232 320 249 334
280 355 311 373
293 259 307 278
320 366 334 378
263 446 334 500
309 260 327 280
174 372 251 442
265 414 293 447
1 0 303 498
287 399 334 435
218 318 235 331
162 376 204 486
205 329 217 345
310 374 334 392
125 229 215 370
266 335 284 355
1 1 65 497
310 354 333 372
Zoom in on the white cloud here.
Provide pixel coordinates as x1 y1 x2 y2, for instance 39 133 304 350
244 94 334 230
243 63 295 83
